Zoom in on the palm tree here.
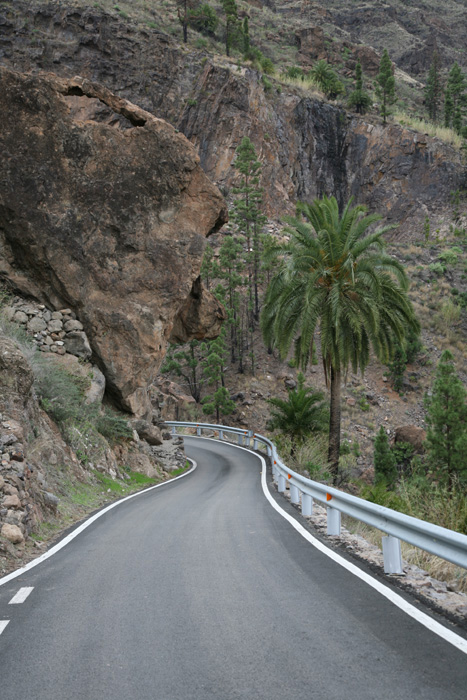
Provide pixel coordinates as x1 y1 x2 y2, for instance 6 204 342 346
261 196 419 482
267 373 328 456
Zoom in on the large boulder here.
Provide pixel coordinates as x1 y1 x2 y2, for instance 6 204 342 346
394 425 427 453
0 68 227 417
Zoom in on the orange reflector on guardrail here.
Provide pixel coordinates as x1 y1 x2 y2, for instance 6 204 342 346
326 493 332 501
288 474 292 479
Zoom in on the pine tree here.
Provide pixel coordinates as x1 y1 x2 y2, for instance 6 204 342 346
374 426 397 485
387 344 407 393
425 52 441 122
424 350 467 485
242 16 250 55
453 105 463 134
347 60 372 114
188 3 218 35
160 340 205 403
202 386 236 423
444 88 454 128
202 325 228 389
177 0 197 43
447 62 466 111
375 49 396 124
220 0 239 57
200 244 215 291
214 236 244 369
232 137 266 324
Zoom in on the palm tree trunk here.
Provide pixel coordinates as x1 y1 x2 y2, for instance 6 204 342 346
327 365 341 484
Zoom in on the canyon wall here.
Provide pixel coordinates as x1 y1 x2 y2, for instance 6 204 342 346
0 67 227 417
1 3 465 231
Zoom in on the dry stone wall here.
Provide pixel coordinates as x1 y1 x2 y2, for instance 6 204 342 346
4 298 92 360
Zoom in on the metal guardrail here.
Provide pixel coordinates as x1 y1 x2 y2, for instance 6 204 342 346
164 421 467 574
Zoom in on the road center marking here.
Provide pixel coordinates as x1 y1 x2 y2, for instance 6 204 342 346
0 620 10 635
8 587 34 604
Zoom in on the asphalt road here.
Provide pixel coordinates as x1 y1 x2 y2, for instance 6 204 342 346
0 436 466 700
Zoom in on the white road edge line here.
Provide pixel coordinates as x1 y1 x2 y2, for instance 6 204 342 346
8 587 34 605
0 620 10 635
188 435 467 656
0 460 197 588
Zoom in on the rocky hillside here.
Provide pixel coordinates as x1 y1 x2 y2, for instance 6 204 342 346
1 2 465 228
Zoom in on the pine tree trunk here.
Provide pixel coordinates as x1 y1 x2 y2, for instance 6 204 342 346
327 365 341 484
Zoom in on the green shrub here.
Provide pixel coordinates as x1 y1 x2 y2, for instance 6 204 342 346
262 75 273 92
439 250 458 265
260 56 274 75
283 66 304 80
429 261 445 275
189 3 218 35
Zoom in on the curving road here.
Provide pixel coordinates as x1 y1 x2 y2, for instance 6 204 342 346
0 436 466 699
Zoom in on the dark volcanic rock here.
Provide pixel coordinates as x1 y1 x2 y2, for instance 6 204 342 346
1 3 466 230
0 67 227 416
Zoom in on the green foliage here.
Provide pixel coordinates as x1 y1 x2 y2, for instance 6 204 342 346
404 327 423 364
34 358 89 425
444 88 454 128
232 136 266 326
439 249 459 265
260 56 275 75
200 243 215 290
220 0 241 56
424 350 467 485
189 3 218 35
392 441 415 476
425 51 441 122
359 481 405 510
423 215 430 242
213 235 245 371
201 325 228 390
283 66 304 80
447 62 466 111
309 60 344 99
32 355 132 465
347 61 372 114
160 340 204 402
429 261 445 275
266 373 328 454
261 75 272 92
202 386 236 422
375 49 396 124
93 406 133 442
374 426 397 485
261 195 419 480
387 344 407 393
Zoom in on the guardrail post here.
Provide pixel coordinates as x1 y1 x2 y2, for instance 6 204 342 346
219 429 224 440
382 536 403 574
171 426 176 435
301 493 313 517
238 433 243 446
290 484 300 505
271 462 278 481
196 425 201 436
327 507 341 536
278 473 286 493
253 437 258 450
267 445 272 457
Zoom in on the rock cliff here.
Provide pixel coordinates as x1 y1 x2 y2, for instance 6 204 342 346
0 67 227 416
1 4 465 229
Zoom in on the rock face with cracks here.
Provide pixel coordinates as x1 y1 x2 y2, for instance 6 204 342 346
0 67 227 417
